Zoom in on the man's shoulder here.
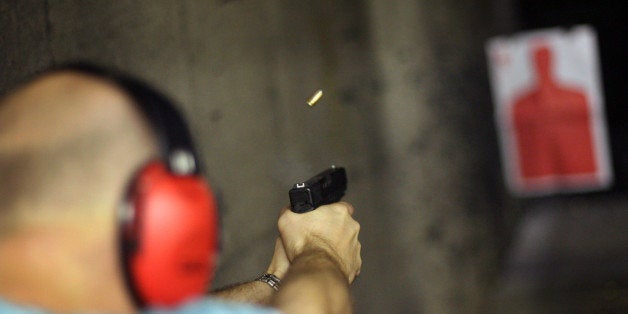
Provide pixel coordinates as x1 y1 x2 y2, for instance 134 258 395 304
0 298 46 313
146 297 281 314
0 297 280 314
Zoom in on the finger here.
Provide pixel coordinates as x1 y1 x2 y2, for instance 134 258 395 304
275 237 287 254
356 241 362 269
338 201 355 216
352 242 362 282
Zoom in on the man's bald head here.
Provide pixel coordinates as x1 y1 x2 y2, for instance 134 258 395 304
0 69 159 233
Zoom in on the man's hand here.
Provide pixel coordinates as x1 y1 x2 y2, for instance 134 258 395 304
213 201 361 313
273 202 362 313
277 202 362 284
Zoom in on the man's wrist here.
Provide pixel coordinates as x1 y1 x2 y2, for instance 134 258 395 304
266 262 288 279
290 247 352 284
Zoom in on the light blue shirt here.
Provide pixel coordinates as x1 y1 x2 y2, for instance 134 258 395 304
0 297 280 314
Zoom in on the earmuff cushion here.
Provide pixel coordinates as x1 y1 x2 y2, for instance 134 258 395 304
126 161 219 307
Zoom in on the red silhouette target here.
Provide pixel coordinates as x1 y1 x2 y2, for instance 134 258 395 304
487 26 612 196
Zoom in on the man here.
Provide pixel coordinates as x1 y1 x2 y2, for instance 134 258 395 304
0 64 361 313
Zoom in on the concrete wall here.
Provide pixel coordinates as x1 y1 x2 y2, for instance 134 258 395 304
1 1 507 313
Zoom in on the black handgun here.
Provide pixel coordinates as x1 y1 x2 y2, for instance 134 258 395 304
289 166 347 213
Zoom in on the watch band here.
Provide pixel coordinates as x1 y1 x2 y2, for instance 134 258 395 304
256 273 282 291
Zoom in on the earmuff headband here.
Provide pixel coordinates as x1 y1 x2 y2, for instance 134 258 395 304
52 62 201 175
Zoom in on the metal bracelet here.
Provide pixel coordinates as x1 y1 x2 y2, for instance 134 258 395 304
256 273 282 291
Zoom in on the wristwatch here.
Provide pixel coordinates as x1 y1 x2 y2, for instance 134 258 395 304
256 273 282 291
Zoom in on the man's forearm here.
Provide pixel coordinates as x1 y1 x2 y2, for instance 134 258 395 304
273 249 352 314
212 238 290 305
211 280 276 305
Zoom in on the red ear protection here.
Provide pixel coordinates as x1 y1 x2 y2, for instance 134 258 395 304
121 161 219 307
56 62 220 309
